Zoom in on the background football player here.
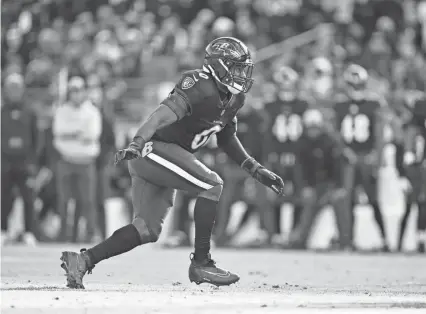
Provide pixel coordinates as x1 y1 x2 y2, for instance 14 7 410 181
399 91 426 253
59 37 285 289
393 90 420 251
262 66 308 245
334 64 390 252
288 109 353 250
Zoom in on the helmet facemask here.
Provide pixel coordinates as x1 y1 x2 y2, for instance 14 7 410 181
205 56 254 94
343 64 368 97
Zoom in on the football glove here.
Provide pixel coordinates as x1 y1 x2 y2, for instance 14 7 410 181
241 157 285 195
114 141 143 165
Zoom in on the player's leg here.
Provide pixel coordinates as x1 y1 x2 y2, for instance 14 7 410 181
162 192 192 248
268 162 293 245
213 166 243 246
233 178 269 248
416 166 426 253
16 167 38 243
417 201 426 253
329 185 352 250
60 172 174 289
399 163 423 251
397 199 413 251
362 162 389 251
1 166 15 244
289 164 305 232
139 141 238 285
343 161 357 247
288 186 319 249
56 160 74 241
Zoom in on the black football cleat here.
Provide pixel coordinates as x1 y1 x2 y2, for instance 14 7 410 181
418 242 425 253
380 243 391 253
60 249 94 289
188 253 239 287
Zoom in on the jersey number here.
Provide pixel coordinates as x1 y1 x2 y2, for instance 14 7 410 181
341 114 370 143
191 125 222 150
272 114 303 142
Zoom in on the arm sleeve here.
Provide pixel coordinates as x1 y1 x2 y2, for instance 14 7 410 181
217 116 238 142
161 88 192 120
217 133 251 166
133 104 179 143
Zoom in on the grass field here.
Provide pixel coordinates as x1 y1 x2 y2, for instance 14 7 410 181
1 244 425 313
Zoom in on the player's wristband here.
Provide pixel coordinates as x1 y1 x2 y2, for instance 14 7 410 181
132 136 146 148
403 152 415 166
241 157 262 176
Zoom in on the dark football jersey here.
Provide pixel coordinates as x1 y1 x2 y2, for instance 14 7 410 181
236 110 267 161
264 95 309 155
296 132 342 186
334 94 384 154
408 96 426 162
153 69 244 153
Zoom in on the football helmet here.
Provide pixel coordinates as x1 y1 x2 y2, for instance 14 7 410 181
273 65 299 91
306 57 333 96
204 37 254 94
310 57 333 79
343 64 368 92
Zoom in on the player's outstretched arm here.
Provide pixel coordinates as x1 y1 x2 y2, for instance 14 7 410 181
217 133 285 195
115 105 178 164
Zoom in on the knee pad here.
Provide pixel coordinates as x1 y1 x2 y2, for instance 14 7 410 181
132 216 161 243
198 172 223 202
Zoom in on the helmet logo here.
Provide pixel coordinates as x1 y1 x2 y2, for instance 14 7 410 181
212 42 241 59
181 76 195 90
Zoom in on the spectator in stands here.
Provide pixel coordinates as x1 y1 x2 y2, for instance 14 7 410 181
1 73 40 246
53 76 102 243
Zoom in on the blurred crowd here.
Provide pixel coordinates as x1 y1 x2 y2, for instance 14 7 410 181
1 0 426 251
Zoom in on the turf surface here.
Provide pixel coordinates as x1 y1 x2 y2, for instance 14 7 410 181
1 244 425 313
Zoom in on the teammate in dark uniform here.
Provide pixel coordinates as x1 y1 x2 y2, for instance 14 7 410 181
334 64 390 251
394 90 420 251
59 37 285 289
400 92 426 253
288 109 352 249
263 66 308 243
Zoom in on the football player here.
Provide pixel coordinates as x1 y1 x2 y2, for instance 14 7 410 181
334 64 390 251
288 109 352 249
393 90 419 251
400 91 426 253
60 37 285 289
262 66 308 244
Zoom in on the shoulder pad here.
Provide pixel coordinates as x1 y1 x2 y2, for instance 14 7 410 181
177 69 216 97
